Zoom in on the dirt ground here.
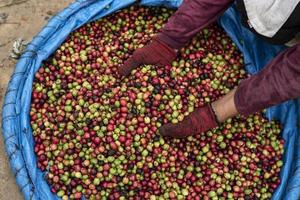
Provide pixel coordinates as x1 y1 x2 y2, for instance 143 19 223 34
0 0 74 199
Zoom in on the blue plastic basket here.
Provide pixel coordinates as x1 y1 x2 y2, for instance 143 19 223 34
2 0 300 199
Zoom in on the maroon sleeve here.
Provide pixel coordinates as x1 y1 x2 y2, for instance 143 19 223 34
235 44 300 116
157 0 233 49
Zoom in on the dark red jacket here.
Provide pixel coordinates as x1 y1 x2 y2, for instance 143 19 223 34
157 0 300 116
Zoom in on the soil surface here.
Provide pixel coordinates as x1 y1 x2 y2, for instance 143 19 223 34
0 1 74 199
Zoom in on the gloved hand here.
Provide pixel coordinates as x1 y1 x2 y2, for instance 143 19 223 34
118 38 176 77
159 104 219 138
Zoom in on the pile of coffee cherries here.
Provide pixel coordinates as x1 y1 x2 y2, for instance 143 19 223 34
30 5 284 200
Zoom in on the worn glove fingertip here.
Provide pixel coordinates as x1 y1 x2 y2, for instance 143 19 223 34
159 125 168 136
117 64 126 76
159 124 177 137
118 58 139 76
118 65 130 77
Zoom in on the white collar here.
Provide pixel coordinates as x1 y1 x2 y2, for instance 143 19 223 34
244 0 300 37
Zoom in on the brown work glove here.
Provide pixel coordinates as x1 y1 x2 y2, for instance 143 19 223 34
159 104 219 138
118 38 176 77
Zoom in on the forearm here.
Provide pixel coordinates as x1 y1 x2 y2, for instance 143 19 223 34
212 88 238 122
235 44 300 116
157 0 233 49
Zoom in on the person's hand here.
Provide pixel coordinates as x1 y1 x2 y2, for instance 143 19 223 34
118 38 176 77
159 104 219 138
